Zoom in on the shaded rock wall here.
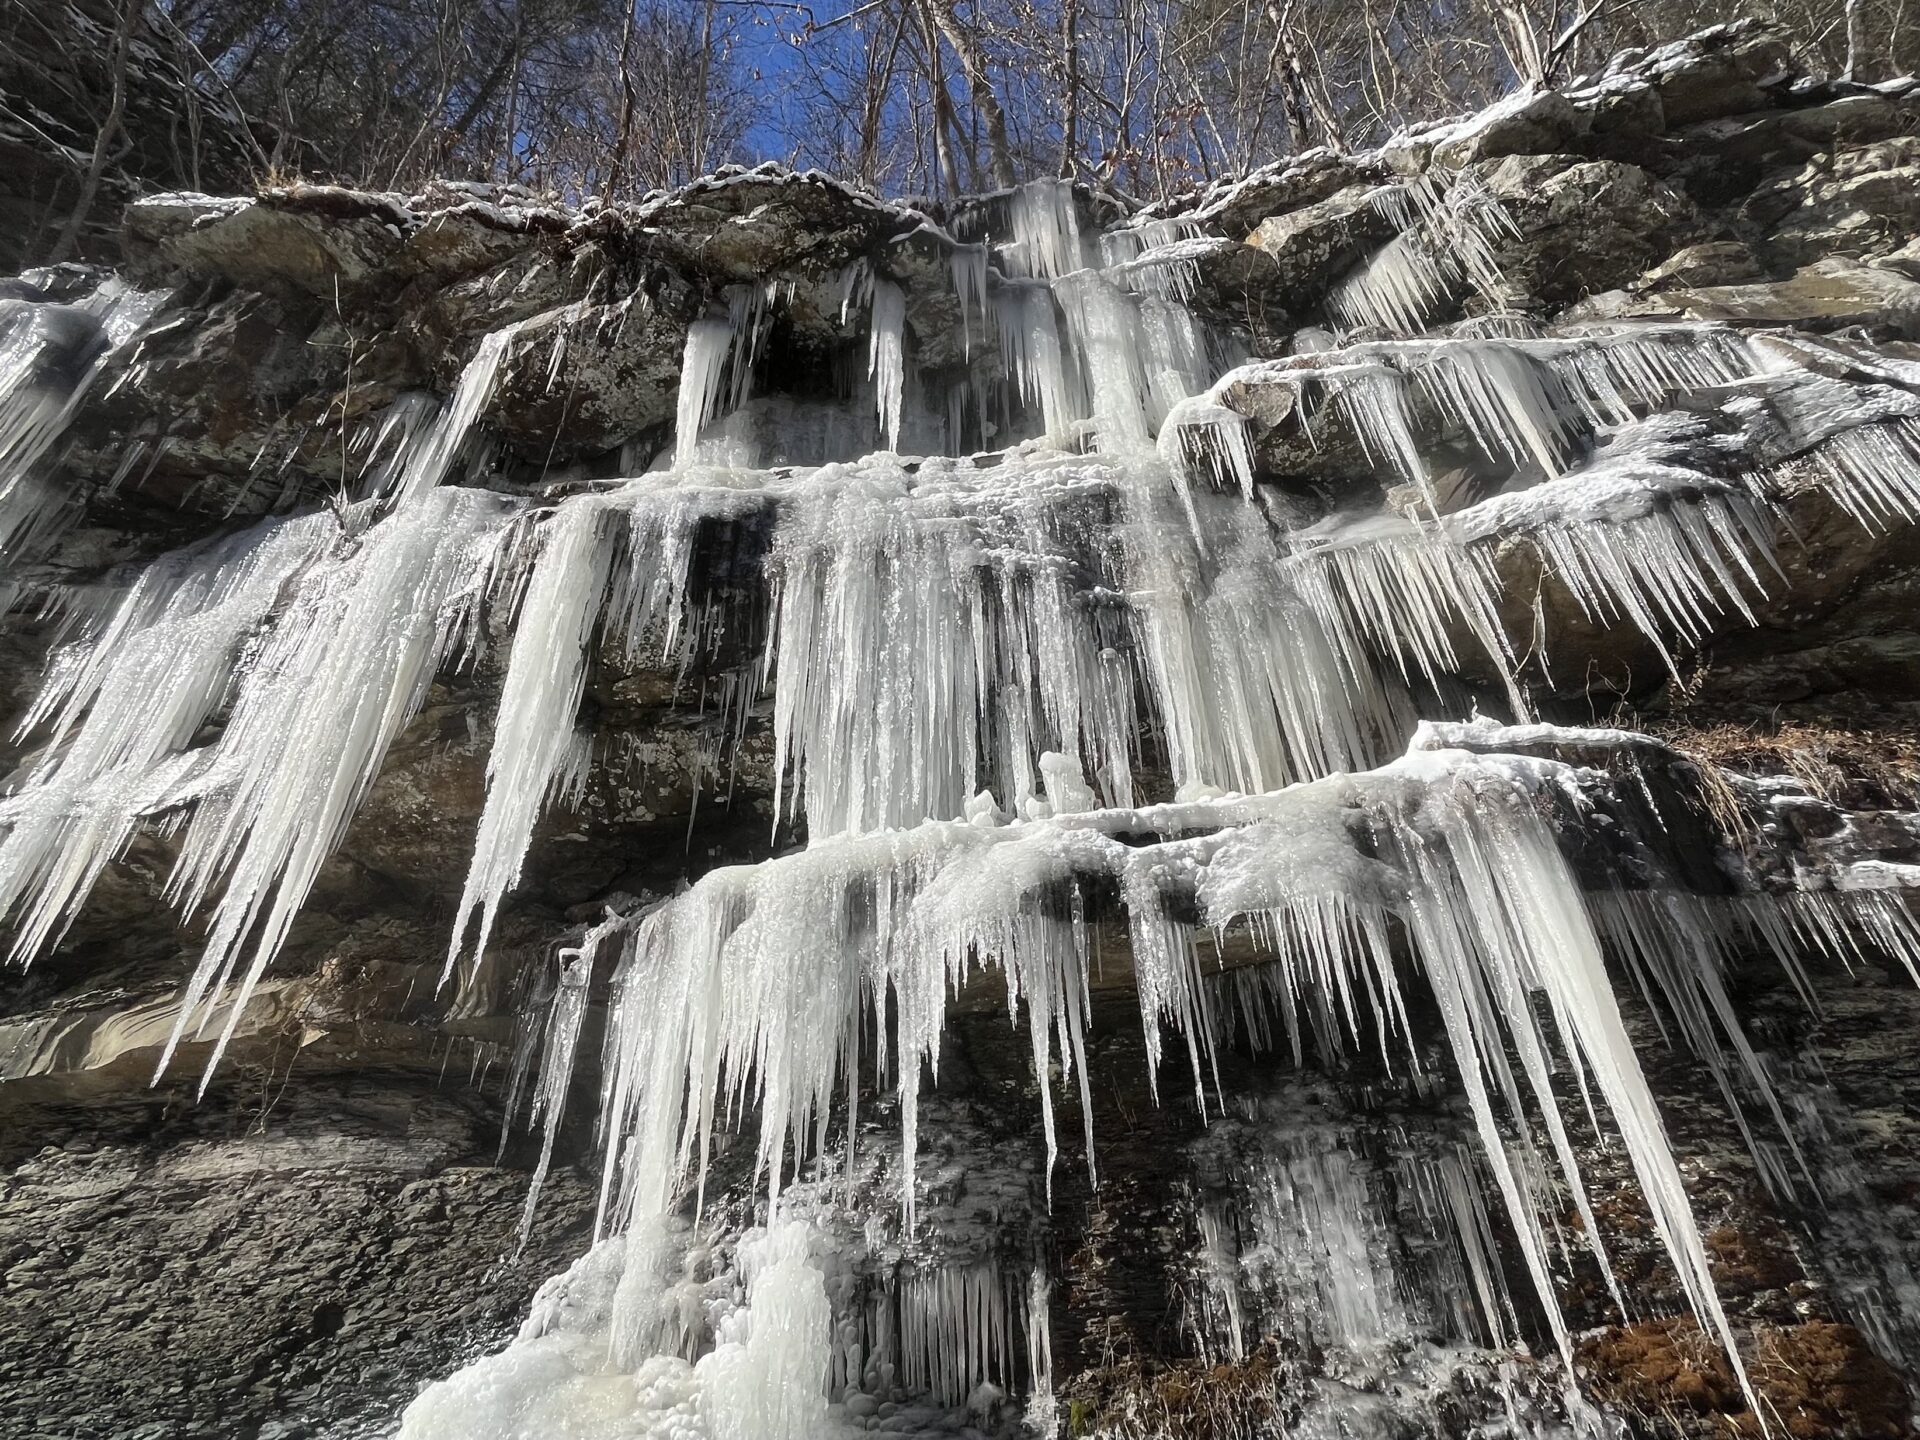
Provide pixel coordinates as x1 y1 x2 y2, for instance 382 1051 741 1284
0 1072 594 1440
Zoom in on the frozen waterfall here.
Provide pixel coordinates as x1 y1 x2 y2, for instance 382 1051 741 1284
6 158 1920 1440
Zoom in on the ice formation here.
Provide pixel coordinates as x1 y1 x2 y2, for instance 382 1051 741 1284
0 279 159 568
13 155 1920 1440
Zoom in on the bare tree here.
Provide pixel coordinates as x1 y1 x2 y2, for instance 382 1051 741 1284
48 0 139 264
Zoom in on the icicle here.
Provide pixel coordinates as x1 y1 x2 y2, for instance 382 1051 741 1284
1447 421 1779 678
1332 175 1521 336
1122 497 1404 796
1330 230 1455 336
1326 364 1432 502
765 451 1139 836
512 924 601 1247
675 317 738 468
1000 180 1087 281
1194 1126 1413 1360
392 325 520 501
1811 417 1920 531
895 1263 1022 1405
158 486 518 1087
1384 763 1763 1413
949 243 990 357
1055 271 1154 451
867 277 906 453
1098 217 1202 268
1136 295 1214 431
448 497 618 974
1157 399 1258 499
1417 172 1521 311
355 391 440 500
0 513 333 963
993 284 1079 439
1589 889 1810 1198
1285 512 1520 708
450 481 722 972
1413 339 1581 476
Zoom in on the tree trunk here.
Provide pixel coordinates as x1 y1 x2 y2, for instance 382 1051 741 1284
48 0 136 264
914 2 963 196
608 0 640 197
920 0 1016 187
1057 0 1080 176
1263 0 1341 154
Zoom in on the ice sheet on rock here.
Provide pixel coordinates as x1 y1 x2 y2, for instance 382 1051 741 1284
506 926 600 1246
400 1220 846 1440
1183 1107 1522 1371
159 486 520 1085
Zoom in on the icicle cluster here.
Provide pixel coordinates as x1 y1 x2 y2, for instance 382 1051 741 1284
13 156 1920 1440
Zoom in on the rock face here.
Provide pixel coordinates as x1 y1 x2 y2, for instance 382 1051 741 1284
5 19 1920 1440
0 1075 595 1440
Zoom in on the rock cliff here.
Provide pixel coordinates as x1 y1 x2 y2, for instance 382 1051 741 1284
5 20 1920 1440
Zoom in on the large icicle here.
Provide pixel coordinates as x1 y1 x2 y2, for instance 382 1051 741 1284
450 480 731 970
675 317 739 468
159 486 518 1083
448 497 618 973
867 277 906 453
1385 756 1761 1413
390 325 521 501
0 513 332 961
